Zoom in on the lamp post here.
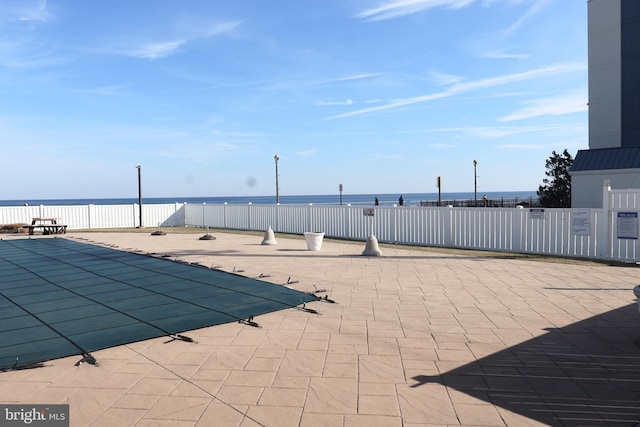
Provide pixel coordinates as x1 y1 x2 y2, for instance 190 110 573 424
136 165 142 227
473 160 477 207
339 184 343 205
274 154 280 204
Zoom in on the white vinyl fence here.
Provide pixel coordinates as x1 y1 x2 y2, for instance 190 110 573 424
184 203 602 259
608 188 640 261
0 203 185 230
1 185 639 262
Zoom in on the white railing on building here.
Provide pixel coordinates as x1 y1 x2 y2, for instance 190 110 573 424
1 184 639 263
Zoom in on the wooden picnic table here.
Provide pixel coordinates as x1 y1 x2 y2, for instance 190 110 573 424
24 218 67 235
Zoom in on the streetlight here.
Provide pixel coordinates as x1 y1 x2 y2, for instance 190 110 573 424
274 154 280 204
136 165 142 227
473 160 477 207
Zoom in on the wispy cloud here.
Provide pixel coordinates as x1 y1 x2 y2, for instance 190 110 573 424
329 62 585 119
482 50 529 60
315 99 354 106
357 0 474 22
131 40 187 59
428 124 577 138
202 21 242 37
370 153 404 160
110 20 241 60
427 69 465 86
503 0 549 37
0 45 66 69
315 73 380 85
462 125 558 138
296 149 318 157
356 0 546 34
499 90 587 122
76 84 132 96
495 143 546 150
209 129 264 139
0 1 61 69
2 0 54 23
153 140 249 163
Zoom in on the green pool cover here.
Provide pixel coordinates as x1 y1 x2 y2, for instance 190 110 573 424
0 238 317 370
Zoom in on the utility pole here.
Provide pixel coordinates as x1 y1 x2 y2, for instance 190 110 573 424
473 160 477 207
136 165 142 227
274 154 280 204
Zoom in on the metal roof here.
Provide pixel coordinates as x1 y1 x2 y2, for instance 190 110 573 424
570 147 640 172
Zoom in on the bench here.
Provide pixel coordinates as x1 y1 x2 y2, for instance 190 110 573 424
23 218 68 235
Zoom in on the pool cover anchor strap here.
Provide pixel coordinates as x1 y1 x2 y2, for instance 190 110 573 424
3 359 47 372
312 284 327 293
306 286 337 304
295 303 319 314
239 315 260 328
164 334 198 344
319 295 336 304
75 353 99 367
285 277 299 285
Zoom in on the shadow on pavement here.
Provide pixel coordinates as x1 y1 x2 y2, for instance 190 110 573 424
412 304 640 426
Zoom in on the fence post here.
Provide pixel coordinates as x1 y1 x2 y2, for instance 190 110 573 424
133 204 137 228
513 206 523 252
390 206 397 243
597 181 612 259
223 203 228 228
176 203 184 226
443 206 453 247
88 204 94 229
307 204 313 232
344 204 351 239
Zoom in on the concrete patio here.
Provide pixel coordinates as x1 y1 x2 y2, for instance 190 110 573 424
1 230 639 426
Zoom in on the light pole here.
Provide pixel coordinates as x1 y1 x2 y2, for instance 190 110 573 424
339 184 343 205
136 165 142 227
473 160 477 207
274 154 280 204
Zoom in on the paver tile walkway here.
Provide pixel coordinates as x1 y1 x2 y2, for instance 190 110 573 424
1 230 639 426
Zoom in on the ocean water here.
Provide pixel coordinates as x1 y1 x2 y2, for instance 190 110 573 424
0 191 538 207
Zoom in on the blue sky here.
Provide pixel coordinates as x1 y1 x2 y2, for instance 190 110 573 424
1 0 587 200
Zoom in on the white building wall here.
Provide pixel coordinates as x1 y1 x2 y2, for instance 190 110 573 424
588 0 622 149
572 169 640 208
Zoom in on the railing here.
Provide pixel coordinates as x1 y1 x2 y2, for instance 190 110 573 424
420 196 541 208
1 184 638 263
